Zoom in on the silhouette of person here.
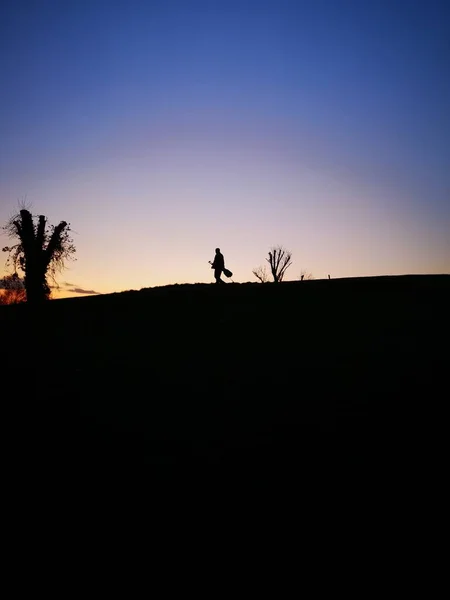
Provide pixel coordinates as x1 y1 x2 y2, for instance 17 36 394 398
210 248 225 284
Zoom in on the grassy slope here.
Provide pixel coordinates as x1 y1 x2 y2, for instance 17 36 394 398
1 274 449 471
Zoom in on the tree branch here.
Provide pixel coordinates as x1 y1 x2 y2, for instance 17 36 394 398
35 215 46 254
44 221 68 270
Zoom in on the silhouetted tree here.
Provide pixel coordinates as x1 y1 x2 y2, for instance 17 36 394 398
252 265 269 283
266 245 292 283
2 208 76 304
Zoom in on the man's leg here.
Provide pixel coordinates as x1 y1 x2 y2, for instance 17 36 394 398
214 269 224 284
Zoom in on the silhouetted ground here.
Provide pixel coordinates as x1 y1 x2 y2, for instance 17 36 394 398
1 275 448 479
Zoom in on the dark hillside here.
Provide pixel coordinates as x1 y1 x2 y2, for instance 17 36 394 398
1 275 448 474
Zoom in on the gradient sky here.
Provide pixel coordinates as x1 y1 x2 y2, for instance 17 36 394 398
1 0 449 297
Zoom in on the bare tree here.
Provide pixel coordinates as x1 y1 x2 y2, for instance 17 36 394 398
252 265 269 283
266 245 292 283
2 208 76 304
298 270 314 281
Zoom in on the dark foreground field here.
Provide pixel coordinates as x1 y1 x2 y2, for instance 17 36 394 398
1 275 449 476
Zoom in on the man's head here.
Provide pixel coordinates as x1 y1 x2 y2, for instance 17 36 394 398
215 248 220 253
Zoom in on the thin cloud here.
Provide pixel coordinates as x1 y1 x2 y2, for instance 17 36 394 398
11 281 101 295
59 281 101 295
66 287 101 295
1 279 101 295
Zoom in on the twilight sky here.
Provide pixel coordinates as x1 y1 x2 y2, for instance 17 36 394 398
1 0 449 296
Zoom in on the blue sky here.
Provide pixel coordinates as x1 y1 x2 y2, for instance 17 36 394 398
1 0 449 295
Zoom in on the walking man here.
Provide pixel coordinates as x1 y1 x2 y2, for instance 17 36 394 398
209 248 225 284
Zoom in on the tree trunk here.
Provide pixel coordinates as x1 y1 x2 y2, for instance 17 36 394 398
25 267 48 304
17 210 48 305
